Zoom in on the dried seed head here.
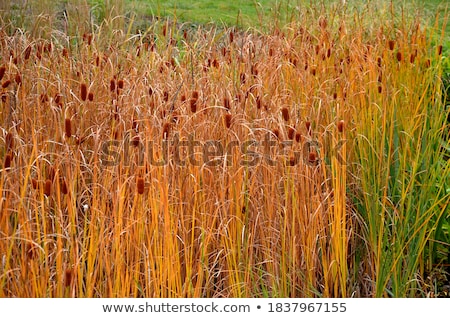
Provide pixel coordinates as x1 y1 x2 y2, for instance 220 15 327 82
64 268 74 287
65 118 72 138
396 51 402 62
15 72 21 85
88 92 94 102
31 178 38 190
410 53 416 64
44 179 52 196
3 153 12 169
288 127 295 140
117 79 124 90
388 39 395 50
5 131 14 150
162 122 170 139
223 113 232 128
272 128 280 139
305 121 311 134
308 151 317 164
437 45 443 56
288 156 297 166
281 107 290 122
110 79 116 92
80 83 87 101
295 132 302 143
131 135 140 147
60 178 68 195
378 85 382 93
0 65 5 81
190 97 198 113
223 96 230 110
54 93 63 106
2 80 11 88
229 30 234 43
137 177 145 195
24 45 32 60
337 120 345 133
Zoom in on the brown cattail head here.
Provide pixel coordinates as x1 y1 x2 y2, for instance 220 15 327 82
54 94 63 107
31 178 38 190
272 128 280 139
131 135 140 147
88 92 94 102
305 121 311 134
64 268 74 287
396 51 402 62
80 83 87 101
60 178 68 195
15 72 22 85
223 113 232 128
308 151 318 164
117 79 124 90
337 120 345 133
162 122 170 139
3 153 12 169
2 79 11 89
378 85 382 93
62 47 69 58
0 65 5 81
281 107 290 122
110 79 116 92
410 52 416 64
425 59 431 68
44 179 52 196
137 177 145 195
229 30 234 43
256 96 262 109
288 127 295 140
295 132 302 143
190 97 198 113
223 96 230 110
5 131 14 151
437 45 443 56
24 45 32 60
64 118 72 138
388 39 395 50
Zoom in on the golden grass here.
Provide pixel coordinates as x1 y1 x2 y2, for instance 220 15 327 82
0 3 448 297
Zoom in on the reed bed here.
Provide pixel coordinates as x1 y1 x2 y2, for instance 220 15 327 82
0 2 448 297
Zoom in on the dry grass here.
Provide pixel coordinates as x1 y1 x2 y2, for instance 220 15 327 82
0 2 448 297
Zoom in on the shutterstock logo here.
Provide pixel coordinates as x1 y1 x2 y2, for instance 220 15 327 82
100 132 347 167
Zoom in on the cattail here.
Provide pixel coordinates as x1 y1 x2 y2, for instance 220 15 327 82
229 30 234 43
54 93 63 106
256 96 262 109
15 72 21 85
288 155 297 166
377 57 382 68
163 91 169 102
40 93 48 103
0 66 6 81
26 243 38 260
272 128 280 139
190 92 198 113
162 122 170 139
308 151 317 164
80 83 87 101
137 177 145 195
437 45 443 56
333 92 338 100
378 85 382 93
223 113 232 128
117 79 124 90
24 45 32 60
44 179 52 196
223 96 230 110
64 117 72 138
5 131 14 150
60 178 68 195
305 121 311 134
295 132 302 143
131 135 140 147
2 80 11 88
288 127 295 140
62 47 68 58
110 79 116 92
425 59 431 68
337 120 345 133
64 268 74 287
311 68 316 76
31 178 38 190
88 92 94 101
396 51 402 62
281 107 290 122
410 53 416 64
388 39 395 50
3 153 12 169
